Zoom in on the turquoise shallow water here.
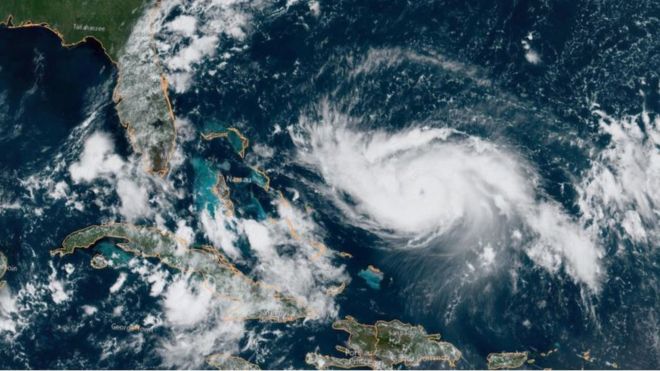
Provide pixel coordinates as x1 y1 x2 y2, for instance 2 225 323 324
96 241 134 268
358 267 384 290
191 157 220 217
0 0 658 368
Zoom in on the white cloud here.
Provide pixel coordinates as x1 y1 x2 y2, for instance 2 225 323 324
82 305 98 316
239 199 349 319
527 203 603 285
522 39 541 64
144 314 162 328
158 314 244 369
51 181 69 199
621 210 646 242
64 263 75 275
62 130 173 224
479 245 496 267
163 277 212 327
48 279 69 304
243 220 273 257
109 272 128 293
293 103 603 289
48 264 71 304
69 132 125 183
0 263 84 338
175 220 194 250
147 269 168 297
200 210 241 259
0 286 18 333
309 0 320 16
294 107 528 236
577 109 660 245
167 35 219 72
525 49 541 64
117 178 151 221
349 48 490 86
166 15 197 37
154 0 259 93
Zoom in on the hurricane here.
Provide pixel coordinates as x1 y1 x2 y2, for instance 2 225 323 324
0 0 658 369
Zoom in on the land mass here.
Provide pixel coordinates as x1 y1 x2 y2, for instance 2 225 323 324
51 223 308 322
358 265 384 290
207 354 260 370
112 0 177 176
90 254 109 269
487 351 528 370
305 316 461 369
0 0 147 62
1 0 178 176
202 128 250 159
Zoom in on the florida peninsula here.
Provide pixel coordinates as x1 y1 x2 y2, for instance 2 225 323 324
1 0 177 176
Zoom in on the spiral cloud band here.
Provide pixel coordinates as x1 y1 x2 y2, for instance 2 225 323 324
293 105 603 290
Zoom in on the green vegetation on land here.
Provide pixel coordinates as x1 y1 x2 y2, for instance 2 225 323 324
487 352 528 370
0 0 178 175
90 254 109 269
202 128 250 158
305 316 462 369
52 224 307 321
0 0 147 61
249 167 270 192
207 354 260 370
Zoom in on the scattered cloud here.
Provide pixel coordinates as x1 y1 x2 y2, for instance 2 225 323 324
117 178 151 221
69 132 125 183
163 277 213 327
166 15 197 37
109 272 128 294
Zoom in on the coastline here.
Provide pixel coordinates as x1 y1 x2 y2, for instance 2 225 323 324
1 15 119 65
2 2 178 178
111 0 177 177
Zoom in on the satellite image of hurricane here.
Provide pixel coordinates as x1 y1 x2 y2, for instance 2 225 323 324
0 0 658 369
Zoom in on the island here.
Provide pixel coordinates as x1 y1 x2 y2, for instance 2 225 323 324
305 316 462 369
207 353 260 370
0 0 147 62
249 167 271 192
224 168 271 193
90 254 109 269
0 251 7 288
358 265 384 290
202 128 250 158
51 223 308 322
487 351 528 370
213 174 236 217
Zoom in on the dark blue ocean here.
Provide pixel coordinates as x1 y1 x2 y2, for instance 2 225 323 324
0 0 658 369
